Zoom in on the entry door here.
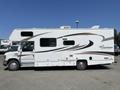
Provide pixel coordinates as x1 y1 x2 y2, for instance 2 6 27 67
20 41 34 66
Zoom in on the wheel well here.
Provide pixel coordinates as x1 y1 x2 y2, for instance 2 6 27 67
7 59 20 66
76 60 88 65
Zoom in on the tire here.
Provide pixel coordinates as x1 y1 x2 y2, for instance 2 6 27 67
8 60 20 71
76 61 87 70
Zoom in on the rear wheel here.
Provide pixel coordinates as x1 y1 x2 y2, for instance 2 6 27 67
8 60 20 71
76 61 87 70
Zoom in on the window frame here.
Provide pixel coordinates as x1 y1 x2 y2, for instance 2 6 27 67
63 40 75 46
21 31 33 37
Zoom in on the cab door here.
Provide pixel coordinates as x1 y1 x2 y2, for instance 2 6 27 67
20 41 34 66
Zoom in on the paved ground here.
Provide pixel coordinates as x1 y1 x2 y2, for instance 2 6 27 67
0 55 120 90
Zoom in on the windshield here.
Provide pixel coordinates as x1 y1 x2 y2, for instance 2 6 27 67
9 46 18 51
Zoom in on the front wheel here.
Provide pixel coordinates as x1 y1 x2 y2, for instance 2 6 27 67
76 61 87 70
8 60 20 71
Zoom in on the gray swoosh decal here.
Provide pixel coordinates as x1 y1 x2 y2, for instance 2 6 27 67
35 40 94 53
57 32 114 42
56 44 85 52
57 40 94 52
35 47 66 53
57 33 98 39
74 40 93 50
75 51 114 56
20 32 113 42
102 37 114 41
18 54 33 57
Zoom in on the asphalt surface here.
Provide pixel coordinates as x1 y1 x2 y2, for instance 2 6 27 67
0 55 120 90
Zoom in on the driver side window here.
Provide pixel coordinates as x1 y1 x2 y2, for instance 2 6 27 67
22 41 34 52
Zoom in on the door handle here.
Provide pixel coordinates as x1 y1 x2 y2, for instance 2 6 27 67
33 55 34 57
69 55 73 57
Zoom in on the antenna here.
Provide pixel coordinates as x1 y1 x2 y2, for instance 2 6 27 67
75 20 79 28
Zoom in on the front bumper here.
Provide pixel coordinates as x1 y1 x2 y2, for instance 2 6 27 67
3 61 7 66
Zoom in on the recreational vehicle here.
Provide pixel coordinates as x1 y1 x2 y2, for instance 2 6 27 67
3 27 116 71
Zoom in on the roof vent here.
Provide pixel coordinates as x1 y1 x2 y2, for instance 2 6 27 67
91 25 100 29
60 26 71 29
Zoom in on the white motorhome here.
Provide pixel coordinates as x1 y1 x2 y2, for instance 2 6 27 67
3 27 116 71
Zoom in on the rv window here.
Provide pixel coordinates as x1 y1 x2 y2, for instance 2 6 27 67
63 40 75 45
22 41 34 52
21 31 33 37
40 38 56 47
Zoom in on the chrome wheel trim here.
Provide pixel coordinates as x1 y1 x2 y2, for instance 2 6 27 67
9 62 17 70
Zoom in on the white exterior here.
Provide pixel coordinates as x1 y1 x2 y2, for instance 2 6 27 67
5 28 115 67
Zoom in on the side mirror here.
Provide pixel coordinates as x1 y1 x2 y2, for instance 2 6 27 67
18 46 22 52
18 48 22 56
33 49 35 52
18 49 22 52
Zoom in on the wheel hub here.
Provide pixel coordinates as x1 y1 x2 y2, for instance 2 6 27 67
10 62 17 70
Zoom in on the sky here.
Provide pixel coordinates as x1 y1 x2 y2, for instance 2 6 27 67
0 0 120 39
